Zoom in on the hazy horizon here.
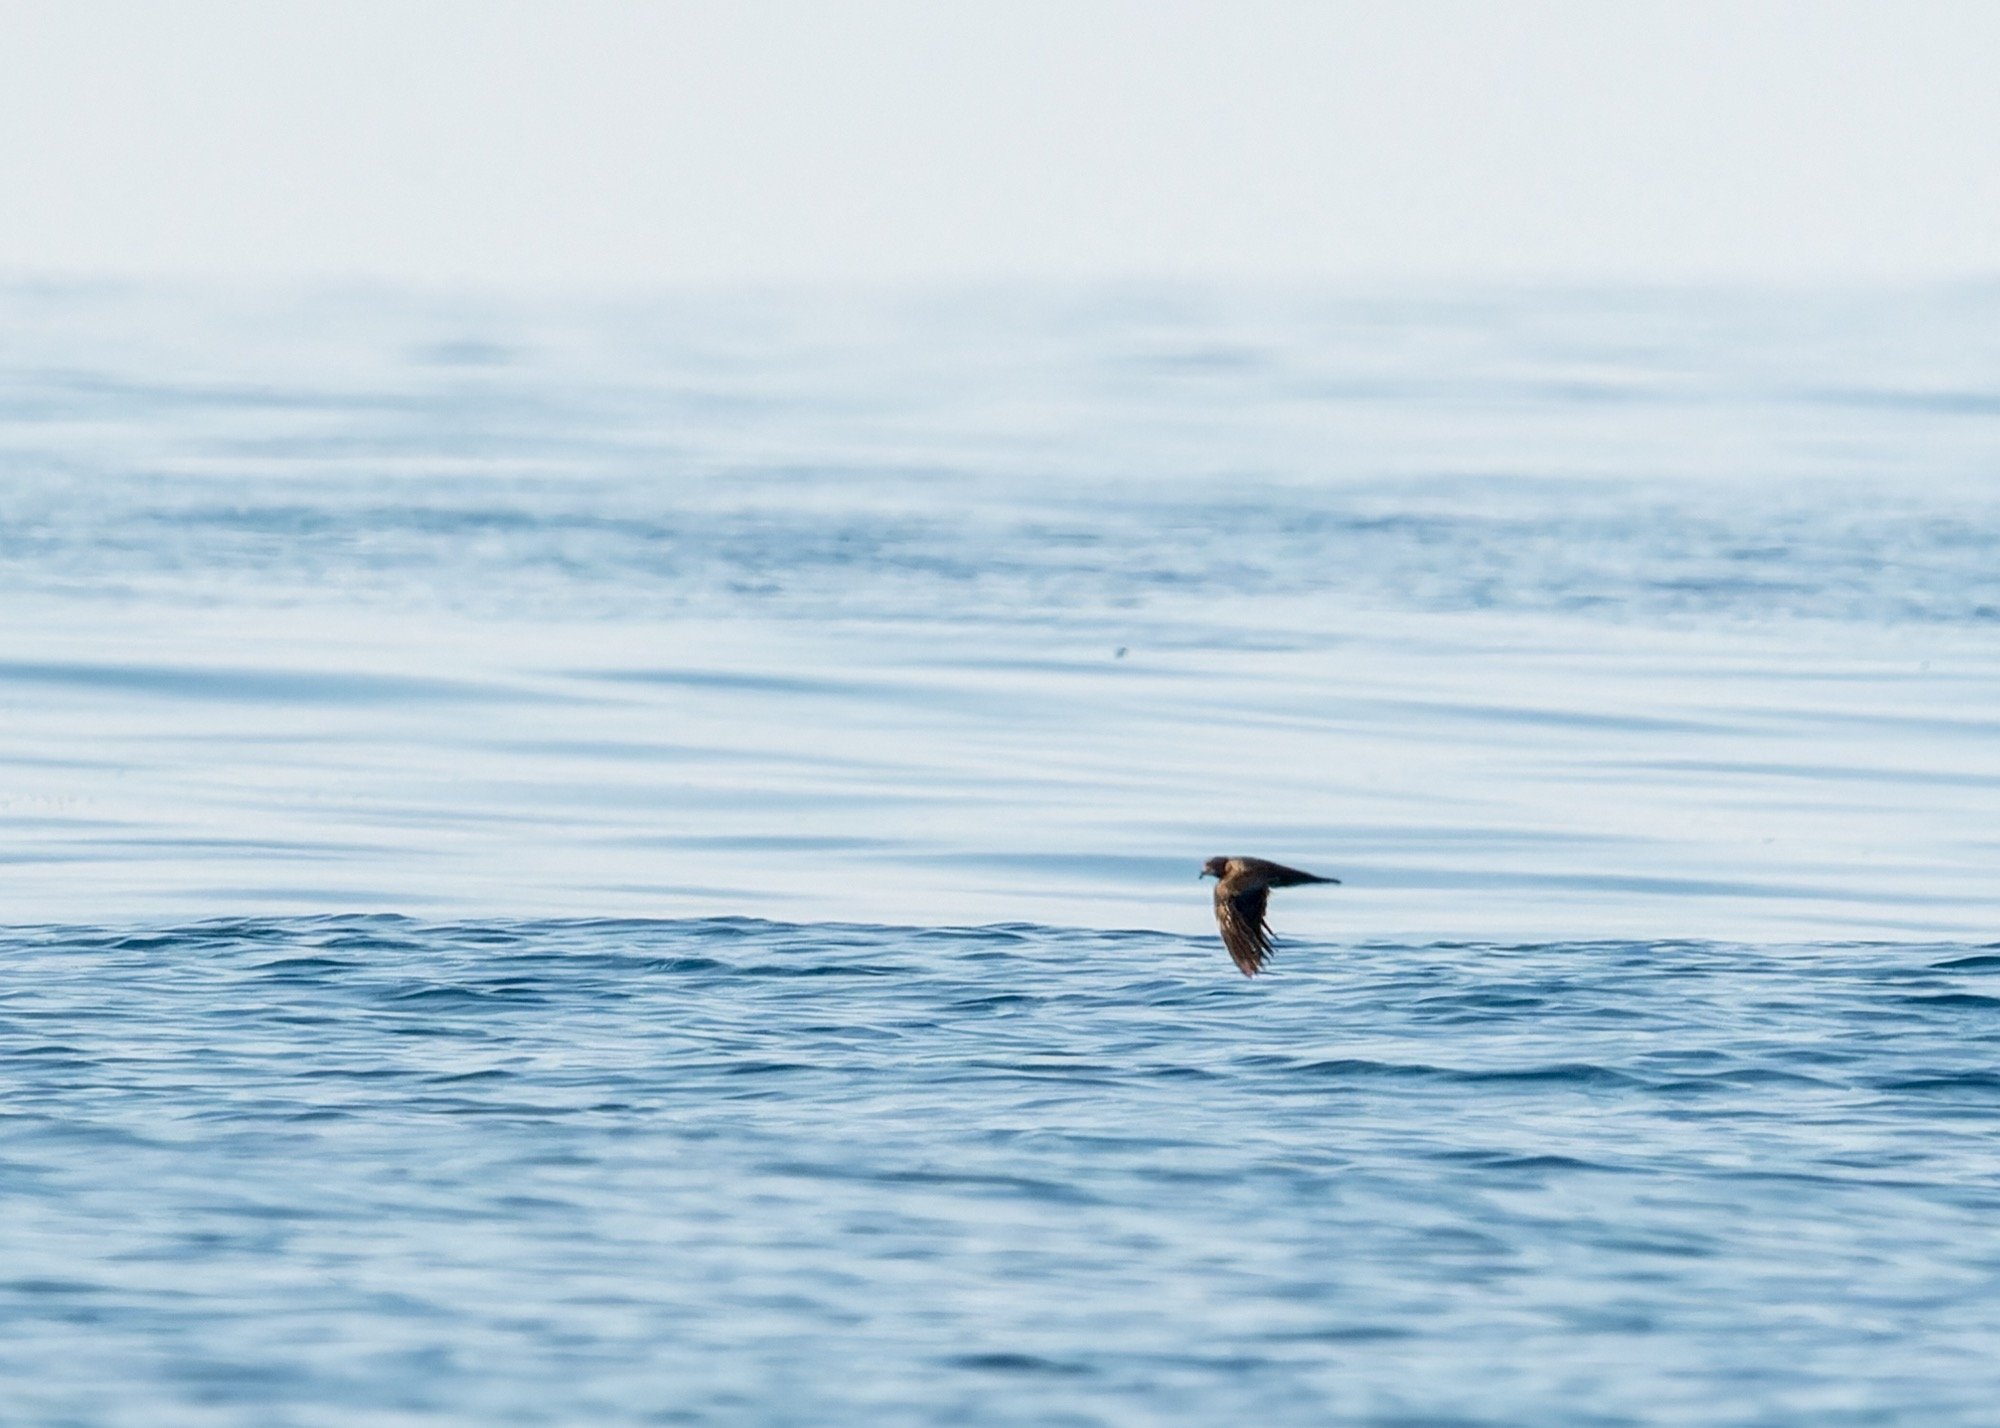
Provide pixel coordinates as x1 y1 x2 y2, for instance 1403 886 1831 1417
6 1 1999 291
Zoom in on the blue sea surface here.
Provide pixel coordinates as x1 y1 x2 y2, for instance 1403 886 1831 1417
2 280 1999 1423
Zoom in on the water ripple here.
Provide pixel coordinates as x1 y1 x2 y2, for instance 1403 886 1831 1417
4 919 2000 1422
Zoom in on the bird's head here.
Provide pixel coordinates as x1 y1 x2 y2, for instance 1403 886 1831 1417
1200 856 1230 879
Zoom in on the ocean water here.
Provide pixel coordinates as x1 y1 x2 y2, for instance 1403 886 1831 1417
2 279 1998 1424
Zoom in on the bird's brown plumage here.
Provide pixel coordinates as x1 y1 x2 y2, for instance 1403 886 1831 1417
1201 856 1339 976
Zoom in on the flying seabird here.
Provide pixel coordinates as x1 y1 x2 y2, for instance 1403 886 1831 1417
1200 856 1340 976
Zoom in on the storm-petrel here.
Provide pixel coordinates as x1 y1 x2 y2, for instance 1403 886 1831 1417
1200 856 1340 976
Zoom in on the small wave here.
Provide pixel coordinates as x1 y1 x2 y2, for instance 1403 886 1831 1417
944 1353 1095 1377
1874 1072 2000 1095
0 658 550 706
1430 1150 1629 1174
1453 1062 1649 1089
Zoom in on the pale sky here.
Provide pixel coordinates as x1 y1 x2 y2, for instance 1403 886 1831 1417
3 0 1997 290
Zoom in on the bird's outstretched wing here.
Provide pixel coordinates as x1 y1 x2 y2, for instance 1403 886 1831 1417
1216 883 1273 976
1239 858 1339 888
